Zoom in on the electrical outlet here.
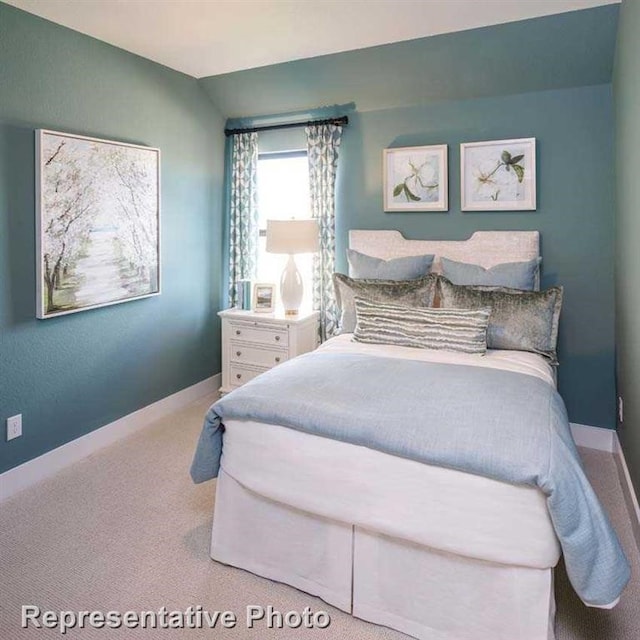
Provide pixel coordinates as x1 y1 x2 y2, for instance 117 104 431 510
6 414 22 441
618 397 624 424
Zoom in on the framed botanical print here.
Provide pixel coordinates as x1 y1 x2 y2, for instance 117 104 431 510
383 145 448 212
460 138 536 211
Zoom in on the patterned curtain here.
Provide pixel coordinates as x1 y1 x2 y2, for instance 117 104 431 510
228 132 259 307
306 123 343 340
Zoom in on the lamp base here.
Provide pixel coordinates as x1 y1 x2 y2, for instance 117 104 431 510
280 255 304 316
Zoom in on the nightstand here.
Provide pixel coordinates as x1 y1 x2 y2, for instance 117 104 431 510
218 309 320 394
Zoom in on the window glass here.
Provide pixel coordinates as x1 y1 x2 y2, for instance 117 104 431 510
256 153 313 313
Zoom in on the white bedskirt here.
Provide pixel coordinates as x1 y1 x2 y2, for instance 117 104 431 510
212 469 556 640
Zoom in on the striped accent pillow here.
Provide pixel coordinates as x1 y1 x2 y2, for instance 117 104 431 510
353 297 491 355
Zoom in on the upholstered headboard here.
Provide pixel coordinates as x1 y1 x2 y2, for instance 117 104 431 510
348 230 540 275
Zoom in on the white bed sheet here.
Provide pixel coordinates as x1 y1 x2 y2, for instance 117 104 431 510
220 338 560 569
317 333 556 387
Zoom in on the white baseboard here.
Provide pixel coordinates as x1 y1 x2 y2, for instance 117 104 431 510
0 373 220 502
614 433 640 551
570 422 616 452
570 423 640 552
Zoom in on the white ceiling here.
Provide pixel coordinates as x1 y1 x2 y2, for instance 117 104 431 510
4 0 620 79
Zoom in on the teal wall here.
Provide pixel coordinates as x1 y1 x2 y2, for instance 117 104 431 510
614 0 640 494
255 85 616 429
0 4 225 474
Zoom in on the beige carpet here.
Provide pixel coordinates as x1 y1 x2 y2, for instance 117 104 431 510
0 393 638 639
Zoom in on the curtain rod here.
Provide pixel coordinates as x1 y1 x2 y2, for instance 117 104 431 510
224 115 348 137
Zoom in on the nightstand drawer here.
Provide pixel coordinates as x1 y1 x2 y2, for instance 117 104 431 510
229 323 289 348
230 343 288 368
229 364 265 387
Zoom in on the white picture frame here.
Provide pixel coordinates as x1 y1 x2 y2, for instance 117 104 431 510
36 129 161 319
253 283 275 313
383 144 448 212
460 137 536 211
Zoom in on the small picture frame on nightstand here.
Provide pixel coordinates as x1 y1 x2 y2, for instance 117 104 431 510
253 283 275 313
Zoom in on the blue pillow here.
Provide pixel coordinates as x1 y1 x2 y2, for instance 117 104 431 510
440 257 540 290
347 249 434 280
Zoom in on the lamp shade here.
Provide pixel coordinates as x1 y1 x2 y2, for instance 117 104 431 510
266 219 319 255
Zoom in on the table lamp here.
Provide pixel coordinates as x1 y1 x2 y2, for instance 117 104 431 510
266 219 319 316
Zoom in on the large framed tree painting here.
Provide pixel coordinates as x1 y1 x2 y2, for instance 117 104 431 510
36 130 160 319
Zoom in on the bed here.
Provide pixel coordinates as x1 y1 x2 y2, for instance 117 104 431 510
191 231 629 640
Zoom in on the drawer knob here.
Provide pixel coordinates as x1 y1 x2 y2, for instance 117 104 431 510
235 330 241 336
236 351 242 357
236 373 242 380
275 335 280 342
275 357 281 363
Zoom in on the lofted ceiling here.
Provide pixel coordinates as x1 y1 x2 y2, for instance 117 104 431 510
201 4 620 118
2 0 620 79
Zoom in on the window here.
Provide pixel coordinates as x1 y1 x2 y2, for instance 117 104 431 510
256 152 313 313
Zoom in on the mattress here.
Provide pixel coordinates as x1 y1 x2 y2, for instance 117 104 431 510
220 336 560 569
